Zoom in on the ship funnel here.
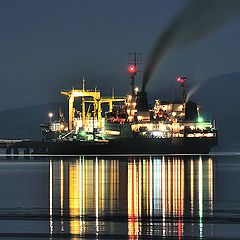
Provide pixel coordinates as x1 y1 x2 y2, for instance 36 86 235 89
136 91 149 111
185 101 198 121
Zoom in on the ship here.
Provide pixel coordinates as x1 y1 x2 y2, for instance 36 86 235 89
40 60 217 155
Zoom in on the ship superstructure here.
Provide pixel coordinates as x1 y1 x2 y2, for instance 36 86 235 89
40 58 217 154
41 78 126 141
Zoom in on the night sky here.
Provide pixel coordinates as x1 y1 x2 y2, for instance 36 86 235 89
1 0 240 111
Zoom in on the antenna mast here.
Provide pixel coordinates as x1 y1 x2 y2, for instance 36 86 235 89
128 52 142 100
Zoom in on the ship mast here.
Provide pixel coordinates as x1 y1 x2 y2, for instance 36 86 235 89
82 78 86 127
128 52 142 101
176 76 187 103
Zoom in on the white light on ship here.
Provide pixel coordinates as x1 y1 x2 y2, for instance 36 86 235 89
160 125 166 131
48 112 53 122
127 95 132 101
205 133 214 137
152 131 164 138
128 116 133 121
190 125 195 130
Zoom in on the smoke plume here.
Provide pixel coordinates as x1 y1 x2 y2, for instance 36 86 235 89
186 81 203 102
142 0 240 91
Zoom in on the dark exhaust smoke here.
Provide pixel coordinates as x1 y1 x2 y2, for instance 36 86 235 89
142 0 240 91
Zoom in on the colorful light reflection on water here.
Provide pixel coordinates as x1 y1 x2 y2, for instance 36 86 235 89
48 156 214 239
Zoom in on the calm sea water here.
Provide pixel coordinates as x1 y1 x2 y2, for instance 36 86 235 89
0 154 239 239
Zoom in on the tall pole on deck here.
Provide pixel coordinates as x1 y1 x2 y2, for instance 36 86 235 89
128 52 142 101
82 78 86 128
68 95 74 130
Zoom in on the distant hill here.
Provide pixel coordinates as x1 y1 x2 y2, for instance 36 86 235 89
0 72 239 151
193 72 240 152
0 102 66 139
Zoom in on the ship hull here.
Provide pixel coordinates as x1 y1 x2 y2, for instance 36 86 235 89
32 137 217 155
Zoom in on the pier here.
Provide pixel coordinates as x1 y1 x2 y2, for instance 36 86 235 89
0 139 48 155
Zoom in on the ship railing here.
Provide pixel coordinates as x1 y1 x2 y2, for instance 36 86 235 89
186 132 217 138
58 130 75 140
0 139 23 144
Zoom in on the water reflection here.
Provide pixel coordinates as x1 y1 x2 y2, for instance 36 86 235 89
127 157 213 239
49 156 214 238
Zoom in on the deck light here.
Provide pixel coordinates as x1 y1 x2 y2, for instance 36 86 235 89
197 116 204 123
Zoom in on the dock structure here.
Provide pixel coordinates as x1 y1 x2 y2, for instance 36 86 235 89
0 139 48 156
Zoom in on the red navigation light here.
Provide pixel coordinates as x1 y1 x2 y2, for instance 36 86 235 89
128 65 136 74
176 76 186 84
